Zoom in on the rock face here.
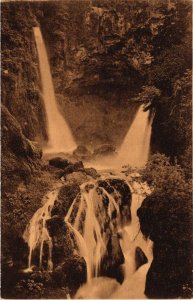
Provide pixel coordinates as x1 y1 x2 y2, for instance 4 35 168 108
137 196 192 299
39 2 164 95
2 105 42 191
2 3 47 143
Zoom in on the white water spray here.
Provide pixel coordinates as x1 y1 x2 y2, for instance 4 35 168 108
117 105 153 168
85 105 154 170
33 27 76 154
64 182 118 281
23 188 60 272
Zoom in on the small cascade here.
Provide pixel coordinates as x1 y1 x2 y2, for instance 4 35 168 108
65 182 120 281
117 105 154 168
23 175 153 298
23 188 60 272
75 178 153 299
117 180 153 287
33 27 76 154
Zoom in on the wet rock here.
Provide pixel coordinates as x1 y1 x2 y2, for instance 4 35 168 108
84 167 100 179
49 157 70 169
73 145 92 160
51 184 80 218
52 255 86 290
47 216 74 266
93 144 116 157
62 161 84 175
135 247 148 270
98 180 114 193
108 179 131 207
99 178 132 224
84 183 95 193
101 235 124 283
46 216 67 237
65 171 88 185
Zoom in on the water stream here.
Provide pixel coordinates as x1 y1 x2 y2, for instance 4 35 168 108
117 105 154 167
23 174 153 298
33 27 76 154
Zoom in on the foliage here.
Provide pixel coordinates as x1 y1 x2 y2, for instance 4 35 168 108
139 153 192 298
132 85 161 104
151 70 192 177
141 152 192 239
15 279 45 298
142 153 189 194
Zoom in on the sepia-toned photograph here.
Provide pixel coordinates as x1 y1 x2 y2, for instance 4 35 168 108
1 0 192 299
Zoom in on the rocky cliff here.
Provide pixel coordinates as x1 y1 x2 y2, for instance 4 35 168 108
2 2 48 144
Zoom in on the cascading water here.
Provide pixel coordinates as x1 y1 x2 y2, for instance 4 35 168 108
23 188 60 272
86 104 154 170
75 177 153 299
33 27 76 154
117 105 154 168
23 174 153 298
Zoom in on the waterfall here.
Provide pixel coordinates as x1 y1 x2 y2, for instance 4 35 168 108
85 104 154 170
23 188 60 272
117 105 154 168
64 182 119 281
23 175 153 298
75 178 153 299
33 27 76 153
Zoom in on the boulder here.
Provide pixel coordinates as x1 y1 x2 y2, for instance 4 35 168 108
52 255 86 290
135 247 148 270
49 157 70 169
47 216 74 266
84 167 100 179
65 171 88 185
138 196 192 299
63 161 84 175
99 178 132 224
51 184 80 218
101 234 124 283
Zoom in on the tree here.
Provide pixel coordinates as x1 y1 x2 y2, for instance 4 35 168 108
138 153 192 298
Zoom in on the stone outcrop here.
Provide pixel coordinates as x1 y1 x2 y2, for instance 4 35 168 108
2 2 47 143
2 105 42 191
137 195 192 299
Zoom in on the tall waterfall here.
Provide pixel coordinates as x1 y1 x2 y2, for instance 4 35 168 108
33 27 76 153
23 175 153 298
117 105 154 168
